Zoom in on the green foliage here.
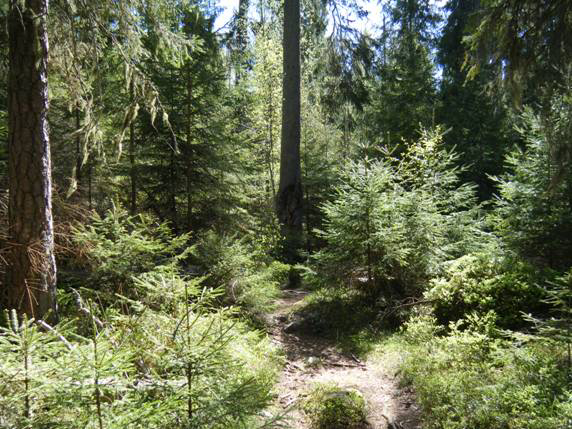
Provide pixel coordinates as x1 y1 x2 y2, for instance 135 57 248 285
464 0 572 104
237 20 284 252
303 383 368 429
71 207 191 298
6 0 572 427
0 216 283 428
363 0 438 147
400 311 572 429
437 0 509 200
45 0 194 199
526 269 572 378
394 67 572 429
0 110 6 142
193 231 289 320
0 311 72 428
492 104 572 269
365 37 436 147
312 129 481 296
0 293 282 428
301 79 344 251
427 250 551 329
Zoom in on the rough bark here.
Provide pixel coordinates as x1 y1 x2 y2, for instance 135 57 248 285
277 0 303 267
4 0 57 320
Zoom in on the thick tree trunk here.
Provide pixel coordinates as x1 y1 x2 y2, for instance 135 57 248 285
4 0 57 320
277 0 303 269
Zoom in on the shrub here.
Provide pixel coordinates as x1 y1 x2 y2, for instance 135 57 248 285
0 287 283 428
70 206 192 299
193 231 289 319
303 383 368 429
426 250 551 329
400 311 571 429
0 211 284 428
311 128 482 298
492 104 572 270
527 268 572 379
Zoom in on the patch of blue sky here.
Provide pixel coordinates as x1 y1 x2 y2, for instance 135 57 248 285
215 0 448 80
215 0 448 36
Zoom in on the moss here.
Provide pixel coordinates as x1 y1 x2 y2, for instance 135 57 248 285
303 384 368 429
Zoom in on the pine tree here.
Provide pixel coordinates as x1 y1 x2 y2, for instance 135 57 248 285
4 0 57 320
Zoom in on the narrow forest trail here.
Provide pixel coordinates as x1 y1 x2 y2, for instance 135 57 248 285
265 290 422 429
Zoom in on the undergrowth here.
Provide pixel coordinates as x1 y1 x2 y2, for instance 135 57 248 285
289 287 388 355
367 310 572 429
0 209 285 428
193 230 289 323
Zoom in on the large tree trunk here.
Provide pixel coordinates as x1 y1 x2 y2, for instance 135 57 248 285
277 0 303 270
4 0 57 320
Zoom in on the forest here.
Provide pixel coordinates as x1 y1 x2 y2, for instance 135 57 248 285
0 0 571 428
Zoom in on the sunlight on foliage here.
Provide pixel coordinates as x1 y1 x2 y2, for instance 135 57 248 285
310 128 482 298
0 211 283 428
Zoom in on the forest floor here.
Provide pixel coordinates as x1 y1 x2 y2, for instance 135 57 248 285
265 289 422 429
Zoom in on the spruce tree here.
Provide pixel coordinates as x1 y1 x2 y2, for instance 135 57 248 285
437 0 508 199
364 0 438 149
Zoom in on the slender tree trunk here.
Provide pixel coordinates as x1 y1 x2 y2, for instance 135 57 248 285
75 107 82 198
303 139 311 253
186 62 193 230
169 147 178 233
4 0 57 320
129 81 137 215
382 14 387 66
129 120 136 215
235 0 249 83
277 0 303 277
88 156 93 210
266 90 276 199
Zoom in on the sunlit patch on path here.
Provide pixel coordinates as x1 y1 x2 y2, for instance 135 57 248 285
265 290 422 429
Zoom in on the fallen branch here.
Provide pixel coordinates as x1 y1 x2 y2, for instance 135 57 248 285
324 361 365 368
36 320 74 351
72 289 104 329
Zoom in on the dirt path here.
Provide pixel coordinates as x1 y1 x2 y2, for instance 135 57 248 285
266 290 422 429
